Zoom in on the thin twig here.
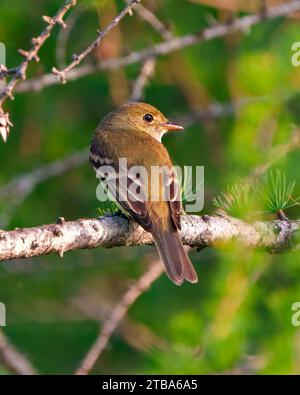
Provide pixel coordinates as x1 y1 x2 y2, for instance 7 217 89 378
52 0 141 84
249 129 300 180
130 57 156 102
0 148 88 199
125 0 173 41
0 0 77 142
56 7 82 69
70 290 166 352
0 148 88 228
0 329 37 375
16 1 300 94
126 0 171 102
0 0 77 102
75 260 163 375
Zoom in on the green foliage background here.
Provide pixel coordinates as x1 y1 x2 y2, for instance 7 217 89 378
0 0 300 374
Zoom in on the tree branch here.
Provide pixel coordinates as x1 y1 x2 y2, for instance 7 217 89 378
0 0 77 142
0 0 77 85
16 0 300 94
0 214 299 262
0 330 37 375
0 0 141 142
70 289 166 353
75 259 163 375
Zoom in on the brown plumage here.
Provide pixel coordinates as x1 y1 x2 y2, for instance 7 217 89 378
90 102 198 285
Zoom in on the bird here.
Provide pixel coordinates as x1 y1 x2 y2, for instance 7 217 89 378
89 102 198 285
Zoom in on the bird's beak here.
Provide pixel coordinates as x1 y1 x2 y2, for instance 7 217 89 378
163 122 184 131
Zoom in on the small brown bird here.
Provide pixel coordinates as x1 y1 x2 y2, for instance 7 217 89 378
90 102 198 285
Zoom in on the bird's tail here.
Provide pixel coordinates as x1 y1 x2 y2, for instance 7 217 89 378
154 230 198 286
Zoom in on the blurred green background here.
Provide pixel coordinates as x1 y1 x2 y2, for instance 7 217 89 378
0 0 300 374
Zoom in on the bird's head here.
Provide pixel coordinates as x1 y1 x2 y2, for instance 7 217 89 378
99 102 183 141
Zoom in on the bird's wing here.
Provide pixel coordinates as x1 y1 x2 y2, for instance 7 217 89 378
100 163 183 233
90 130 182 233
91 156 155 232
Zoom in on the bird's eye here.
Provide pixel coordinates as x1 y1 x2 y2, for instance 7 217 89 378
143 113 154 123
